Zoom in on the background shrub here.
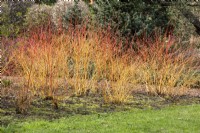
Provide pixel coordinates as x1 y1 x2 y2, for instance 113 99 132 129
93 0 170 37
52 0 90 29
166 2 200 47
25 4 52 29
168 7 196 40
34 0 57 5
64 0 90 28
0 1 34 37
0 2 12 37
51 1 74 28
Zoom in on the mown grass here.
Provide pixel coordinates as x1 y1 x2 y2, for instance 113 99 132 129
1 104 200 133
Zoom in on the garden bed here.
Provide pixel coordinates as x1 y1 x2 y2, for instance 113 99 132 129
1 77 199 127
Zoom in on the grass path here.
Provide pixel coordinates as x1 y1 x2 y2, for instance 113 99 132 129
1 104 200 133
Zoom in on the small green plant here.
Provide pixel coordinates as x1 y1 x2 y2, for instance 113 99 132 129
2 79 12 87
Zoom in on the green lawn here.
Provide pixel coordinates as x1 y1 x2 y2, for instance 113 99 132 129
1 105 200 133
